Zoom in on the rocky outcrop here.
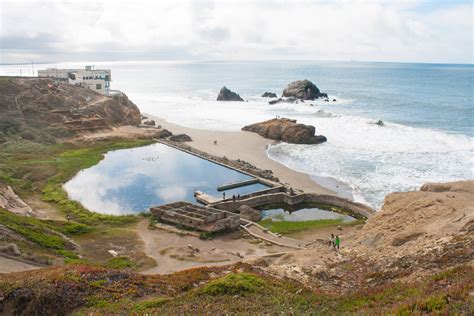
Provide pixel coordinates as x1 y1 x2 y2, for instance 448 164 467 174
152 129 172 139
268 97 302 105
169 133 192 142
0 77 141 137
217 86 244 101
0 183 33 216
350 180 474 260
143 120 155 126
282 79 327 100
242 118 327 144
262 92 277 98
239 205 262 222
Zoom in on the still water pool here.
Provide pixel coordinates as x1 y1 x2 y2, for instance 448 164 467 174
261 205 356 223
64 143 268 215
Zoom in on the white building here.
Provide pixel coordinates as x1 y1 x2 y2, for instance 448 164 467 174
38 66 112 95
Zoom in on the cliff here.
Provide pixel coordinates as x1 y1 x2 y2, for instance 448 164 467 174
0 77 141 140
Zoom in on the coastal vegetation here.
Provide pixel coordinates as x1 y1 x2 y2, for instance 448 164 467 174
1 138 154 225
0 137 155 265
1 263 471 315
258 217 363 235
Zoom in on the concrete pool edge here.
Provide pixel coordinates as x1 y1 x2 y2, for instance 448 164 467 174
155 139 284 191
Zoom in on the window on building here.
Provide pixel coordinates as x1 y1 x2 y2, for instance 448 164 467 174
96 84 102 90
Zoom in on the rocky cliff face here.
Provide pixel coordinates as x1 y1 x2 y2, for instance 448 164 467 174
242 118 327 144
349 180 474 260
282 79 328 100
0 77 141 137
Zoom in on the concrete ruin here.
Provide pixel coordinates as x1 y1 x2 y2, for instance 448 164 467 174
150 202 240 232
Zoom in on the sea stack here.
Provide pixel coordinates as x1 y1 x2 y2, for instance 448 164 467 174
282 79 328 100
217 86 244 101
261 92 278 98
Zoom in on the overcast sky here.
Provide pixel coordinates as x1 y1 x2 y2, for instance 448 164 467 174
1 0 473 64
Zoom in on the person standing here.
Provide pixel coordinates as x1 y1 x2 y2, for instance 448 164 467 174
329 234 335 247
335 235 340 250
223 192 226 200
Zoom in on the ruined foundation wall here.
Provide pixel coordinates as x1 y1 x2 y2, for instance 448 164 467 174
212 192 375 218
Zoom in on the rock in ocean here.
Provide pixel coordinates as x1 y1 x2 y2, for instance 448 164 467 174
282 79 328 100
217 86 244 101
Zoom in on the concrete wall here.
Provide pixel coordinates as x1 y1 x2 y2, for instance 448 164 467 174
212 192 375 218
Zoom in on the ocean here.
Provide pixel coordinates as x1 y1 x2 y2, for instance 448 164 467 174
1 60 472 208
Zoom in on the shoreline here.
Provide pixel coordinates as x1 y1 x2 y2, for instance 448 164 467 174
145 114 342 197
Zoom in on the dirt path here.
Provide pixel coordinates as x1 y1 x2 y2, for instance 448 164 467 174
135 219 289 274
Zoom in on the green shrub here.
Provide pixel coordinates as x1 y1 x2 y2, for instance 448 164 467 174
106 256 136 269
418 294 447 312
200 273 265 296
58 222 93 235
0 208 67 250
132 298 169 311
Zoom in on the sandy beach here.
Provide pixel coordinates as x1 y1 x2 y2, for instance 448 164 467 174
146 114 336 195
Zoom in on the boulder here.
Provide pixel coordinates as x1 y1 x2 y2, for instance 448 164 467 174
262 92 278 98
239 205 262 222
0 243 21 256
152 129 172 139
242 118 327 144
143 120 155 126
217 86 244 101
169 133 192 142
282 79 327 100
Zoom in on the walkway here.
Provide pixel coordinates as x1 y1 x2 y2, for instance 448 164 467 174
240 219 306 249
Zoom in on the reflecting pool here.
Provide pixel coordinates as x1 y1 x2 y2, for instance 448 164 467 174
64 143 269 215
261 204 356 222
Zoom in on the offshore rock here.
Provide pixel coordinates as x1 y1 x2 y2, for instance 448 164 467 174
282 79 327 100
262 92 278 98
217 86 244 101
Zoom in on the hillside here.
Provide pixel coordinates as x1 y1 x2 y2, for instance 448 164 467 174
0 181 472 314
0 77 141 143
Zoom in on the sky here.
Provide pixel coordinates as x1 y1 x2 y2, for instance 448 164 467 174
0 0 473 64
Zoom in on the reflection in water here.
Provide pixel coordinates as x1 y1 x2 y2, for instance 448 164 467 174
64 143 268 215
262 207 356 222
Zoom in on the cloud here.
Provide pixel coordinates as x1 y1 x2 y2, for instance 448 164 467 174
0 0 472 63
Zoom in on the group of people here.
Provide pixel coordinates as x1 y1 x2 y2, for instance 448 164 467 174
222 192 241 202
329 234 340 250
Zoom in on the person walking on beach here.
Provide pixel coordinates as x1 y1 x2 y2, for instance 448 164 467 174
334 235 340 250
232 195 236 203
223 192 226 200
329 234 335 247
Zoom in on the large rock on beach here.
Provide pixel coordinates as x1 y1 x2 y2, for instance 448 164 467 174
217 86 244 101
169 133 192 142
282 79 327 100
242 118 327 144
